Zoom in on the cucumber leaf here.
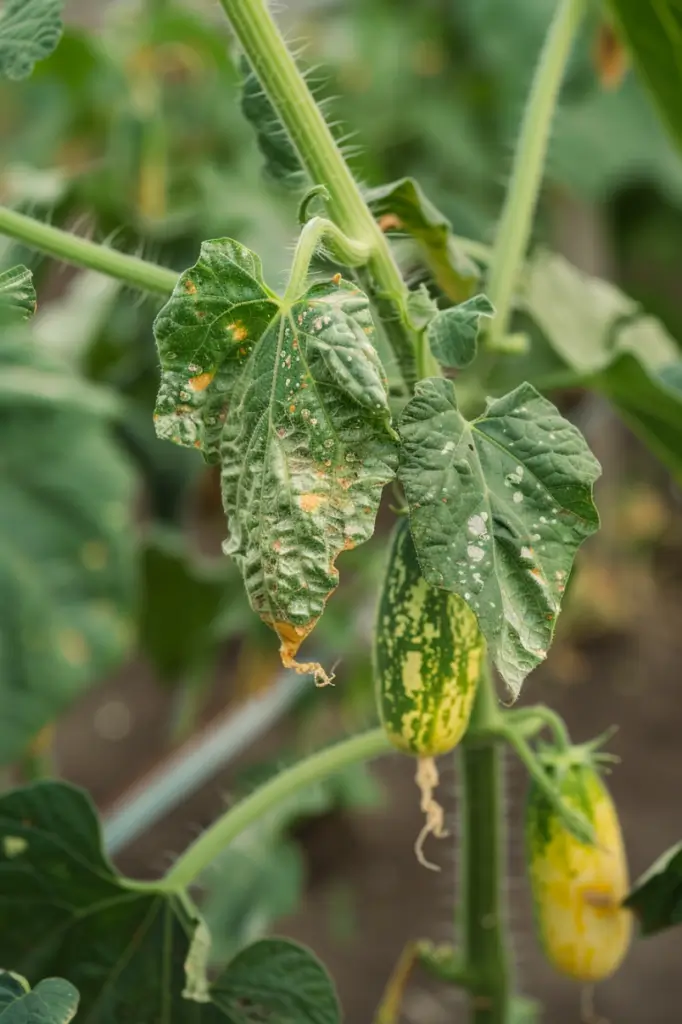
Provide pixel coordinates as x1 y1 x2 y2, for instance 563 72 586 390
154 238 397 681
0 266 36 323
624 841 682 936
0 781 341 1023
0 0 63 80
365 177 481 302
398 378 600 696
607 0 682 153
428 294 495 369
0 974 79 1024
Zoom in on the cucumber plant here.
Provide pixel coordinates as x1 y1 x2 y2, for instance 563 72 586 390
1 0 682 1021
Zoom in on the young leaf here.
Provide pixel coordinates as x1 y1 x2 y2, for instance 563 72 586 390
240 57 307 190
607 0 682 152
521 251 682 482
0 327 137 765
212 938 340 1024
398 378 600 695
0 973 79 1024
365 177 481 302
0 266 36 323
427 294 495 370
624 841 682 937
0 0 63 80
0 781 341 1024
154 239 397 682
405 284 439 332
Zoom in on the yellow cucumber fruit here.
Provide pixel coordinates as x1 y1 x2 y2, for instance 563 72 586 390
374 519 484 758
526 755 632 982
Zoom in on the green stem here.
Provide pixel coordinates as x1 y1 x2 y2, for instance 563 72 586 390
485 0 586 347
504 704 571 749
459 664 510 1024
499 723 593 844
283 216 370 304
417 941 473 988
217 0 417 382
0 206 178 295
161 727 392 891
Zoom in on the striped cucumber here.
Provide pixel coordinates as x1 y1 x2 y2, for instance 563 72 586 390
526 747 632 982
374 519 484 757
374 519 484 868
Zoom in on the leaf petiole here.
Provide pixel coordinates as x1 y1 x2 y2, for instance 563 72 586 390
499 722 594 844
0 206 178 294
282 216 370 306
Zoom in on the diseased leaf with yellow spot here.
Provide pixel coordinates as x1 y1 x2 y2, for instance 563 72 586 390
398 378 600 696
0 324 137 764
154 238 397 680
154 239 277 463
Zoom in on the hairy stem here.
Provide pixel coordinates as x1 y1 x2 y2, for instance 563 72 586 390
503 704 571 749
486 0 586 346
460 664 510 1024
0 207 178 295
216 0 417 382
283 216 370 304
500 723 593 844
160 727 392 891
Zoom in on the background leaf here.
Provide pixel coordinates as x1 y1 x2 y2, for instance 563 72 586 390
365 177 481 302
518 251 682 481
624 841 682 936
240 57 307 190
0 327 137 764
0 974 79 1024
139 529 226 684
0 265 36 323
607 0 682 153
0 781 341 1024
155 239 397 679
201 759 382 964
398 378 600 695
0 0 63 81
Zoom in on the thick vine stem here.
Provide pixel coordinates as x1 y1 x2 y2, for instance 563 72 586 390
216 0 418 383
485 0 586 347
157 727 393 892
459 664 511 1024
0 206 178 295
